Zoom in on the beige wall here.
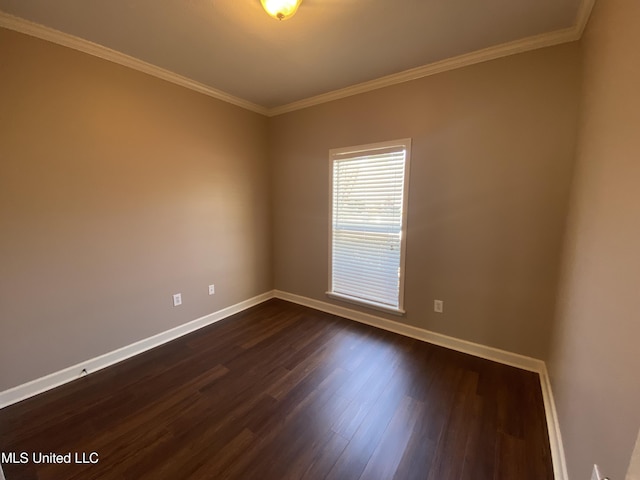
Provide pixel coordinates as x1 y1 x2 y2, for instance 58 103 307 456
0 28 271 391
270 44 581 359
4 8 637 478
548 0 640 478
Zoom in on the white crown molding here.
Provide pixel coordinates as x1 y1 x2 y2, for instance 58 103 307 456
268 26 578 116
0 12 269 116
268 0 595 116
0 291 275 409
1 0 595 119
575 0 597 37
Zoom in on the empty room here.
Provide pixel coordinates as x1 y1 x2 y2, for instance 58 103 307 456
0 0 638 479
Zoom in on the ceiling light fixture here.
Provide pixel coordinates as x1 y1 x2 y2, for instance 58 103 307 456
260 0 302 21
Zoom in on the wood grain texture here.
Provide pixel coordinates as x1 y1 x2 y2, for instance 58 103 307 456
0 299 553 479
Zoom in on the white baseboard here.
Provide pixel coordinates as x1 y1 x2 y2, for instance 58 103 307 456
0 291 275 409
273 289 568 480
274 290 544 372
0 288 567 480
539 364 569 480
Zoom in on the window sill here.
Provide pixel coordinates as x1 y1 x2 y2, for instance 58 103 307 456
325 291 405 316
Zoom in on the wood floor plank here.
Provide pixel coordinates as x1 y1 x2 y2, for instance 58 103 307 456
392 401 438 480
324 369 413 480
299 431 349 480
359 395 423 480
0 299 554 479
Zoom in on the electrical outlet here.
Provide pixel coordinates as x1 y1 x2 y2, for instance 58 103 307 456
173 293 182 307
208 284 215 295
434 300 444 313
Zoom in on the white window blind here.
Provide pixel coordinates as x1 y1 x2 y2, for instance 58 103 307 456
328 139 410 314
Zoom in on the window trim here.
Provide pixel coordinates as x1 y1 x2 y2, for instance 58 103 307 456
326 138 411 315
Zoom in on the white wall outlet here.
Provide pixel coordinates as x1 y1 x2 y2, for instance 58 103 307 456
173 293 182 307
208 284 215 295
434 300 444 313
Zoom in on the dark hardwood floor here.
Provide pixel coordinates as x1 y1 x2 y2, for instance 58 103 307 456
0 299 553 479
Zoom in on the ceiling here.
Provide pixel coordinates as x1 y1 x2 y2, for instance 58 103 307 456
0 0 589 114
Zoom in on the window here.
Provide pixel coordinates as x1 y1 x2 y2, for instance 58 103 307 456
328 138 411 314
